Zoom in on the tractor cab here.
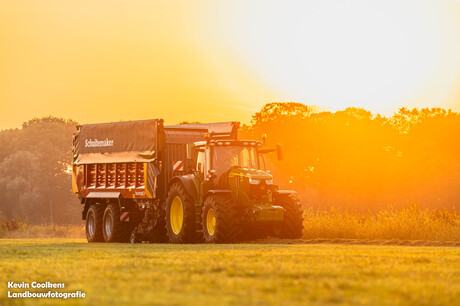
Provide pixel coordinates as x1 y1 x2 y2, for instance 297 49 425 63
194 139 272 188
191 133 288 224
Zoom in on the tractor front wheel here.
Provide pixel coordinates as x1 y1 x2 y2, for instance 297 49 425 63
202 195 240 243
272 195 303 239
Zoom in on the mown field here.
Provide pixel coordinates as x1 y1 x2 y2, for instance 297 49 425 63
1 239 460 305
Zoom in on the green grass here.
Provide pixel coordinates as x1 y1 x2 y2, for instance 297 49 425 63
1 239 460 305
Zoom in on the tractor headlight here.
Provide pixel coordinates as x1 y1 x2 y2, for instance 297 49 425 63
249 178 260 185
265 179 273 185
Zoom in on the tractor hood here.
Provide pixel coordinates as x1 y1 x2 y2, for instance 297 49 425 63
228 168 273 181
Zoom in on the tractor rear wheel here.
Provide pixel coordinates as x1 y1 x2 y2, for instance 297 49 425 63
202 195 241 243
273 195 303 239
86 204 104 242
102 203 130 242
165 182 198 243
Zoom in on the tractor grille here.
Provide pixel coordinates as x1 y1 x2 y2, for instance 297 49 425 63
250 182 276 204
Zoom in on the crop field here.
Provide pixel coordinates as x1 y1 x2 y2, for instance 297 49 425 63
1 239 460 305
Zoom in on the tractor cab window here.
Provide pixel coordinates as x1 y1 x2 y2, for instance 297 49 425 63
196 150 205 174
259 155 266 171
212 146 258 178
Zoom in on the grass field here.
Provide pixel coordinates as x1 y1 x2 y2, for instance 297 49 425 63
1 239 460 305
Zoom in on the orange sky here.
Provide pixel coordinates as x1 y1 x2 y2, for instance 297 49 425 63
1 0 460 130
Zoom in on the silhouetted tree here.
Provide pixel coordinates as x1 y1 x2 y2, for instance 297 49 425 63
0 117 80 223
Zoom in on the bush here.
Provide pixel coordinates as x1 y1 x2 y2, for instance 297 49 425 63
0 214 84 239
0 214 28 233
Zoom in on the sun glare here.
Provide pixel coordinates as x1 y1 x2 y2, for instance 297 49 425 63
213 0 460 115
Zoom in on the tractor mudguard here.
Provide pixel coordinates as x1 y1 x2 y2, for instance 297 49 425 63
203 190 233 205
274 190 301 207
169 176 199 202
205 190 232 197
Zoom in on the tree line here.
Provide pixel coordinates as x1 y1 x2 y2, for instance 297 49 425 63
1 104 459 223
242 103 460 211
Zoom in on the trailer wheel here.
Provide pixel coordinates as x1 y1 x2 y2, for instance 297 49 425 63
272 195 303 239
165 182 198 243
202 195 241 243
86 205 104 242
102 203 130 243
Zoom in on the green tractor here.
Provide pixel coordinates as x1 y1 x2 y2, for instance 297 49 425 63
165 133 304 243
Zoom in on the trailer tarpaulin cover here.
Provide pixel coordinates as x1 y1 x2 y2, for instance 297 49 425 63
73 119 163 164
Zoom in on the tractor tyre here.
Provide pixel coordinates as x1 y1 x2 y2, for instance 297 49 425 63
273 195 303 239
244 224 271 241
202 195 241 243
165 182 199 243
102 203 131 243
86 204 104 243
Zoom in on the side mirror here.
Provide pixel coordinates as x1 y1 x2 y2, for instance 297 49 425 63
276 144 283 161
208 169 217 179
262 133 267 144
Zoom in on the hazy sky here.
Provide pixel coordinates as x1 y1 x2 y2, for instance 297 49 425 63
1 0 460 130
